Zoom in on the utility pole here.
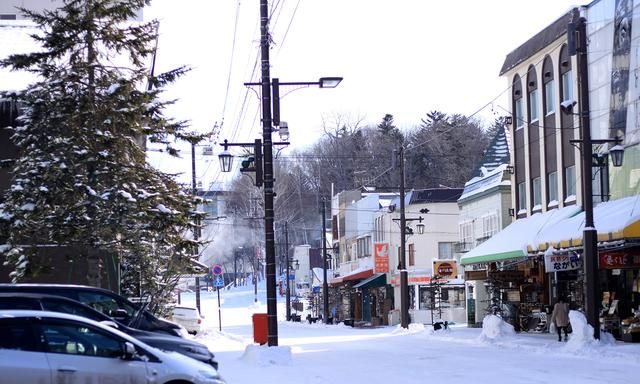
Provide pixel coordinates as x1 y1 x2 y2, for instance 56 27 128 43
285 222 291 321
258 0 278 346
322 197 329 324
191 142 201 314
398 147 409 328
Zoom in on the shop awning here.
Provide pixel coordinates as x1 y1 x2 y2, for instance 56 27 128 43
534 195 640 252
329 268 373 286
353 273 386 289
460 205 581 266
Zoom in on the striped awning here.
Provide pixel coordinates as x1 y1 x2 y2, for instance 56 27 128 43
534 195 640 252
328 269 373 286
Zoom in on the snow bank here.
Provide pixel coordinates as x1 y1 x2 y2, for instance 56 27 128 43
240 344 292 366
565 310 615 351
479 314 515 342
392 322 426 335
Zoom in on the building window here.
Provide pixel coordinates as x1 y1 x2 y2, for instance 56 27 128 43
515 98 524 129
482 214 498 240
565 165 576 199
0 14 17 20
517 182 526 212
408 243 415 266
548 171 558 205
532 177 542 208
357 237 371 258
529 89 539 122
545 80 555 115
562 70 573 102
438 242 454 260
459 221 473 250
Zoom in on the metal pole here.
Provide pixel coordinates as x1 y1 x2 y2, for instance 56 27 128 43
322 198 330 323
576 17 600 339
285 222 291 321
259 0 278 346
398 147 409 328
192 142 201 314
217 286 222 332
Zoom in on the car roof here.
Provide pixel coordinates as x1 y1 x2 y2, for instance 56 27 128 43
0 283 110 292
0 310 139 342
0 292 82 300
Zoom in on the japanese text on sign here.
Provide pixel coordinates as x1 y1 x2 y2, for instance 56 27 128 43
544 253 581 273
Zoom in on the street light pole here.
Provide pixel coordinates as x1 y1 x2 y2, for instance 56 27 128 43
285 222 291 321
258 0 278 346
322 197 329 324
191 142 201 314
575 16 600 340
398 147 409 329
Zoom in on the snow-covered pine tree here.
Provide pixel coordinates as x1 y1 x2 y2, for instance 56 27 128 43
0 0 206 311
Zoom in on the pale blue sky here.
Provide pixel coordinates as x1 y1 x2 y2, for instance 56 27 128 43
144 0 582 187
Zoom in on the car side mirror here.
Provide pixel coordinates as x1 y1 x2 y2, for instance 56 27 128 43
112 309 128 321
121 342 136 360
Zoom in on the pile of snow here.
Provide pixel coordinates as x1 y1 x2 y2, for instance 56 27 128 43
565 310 615 351
479 314 515 341
240 344 292 366
392 322 426 335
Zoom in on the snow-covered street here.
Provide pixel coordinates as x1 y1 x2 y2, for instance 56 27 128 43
182 282 640 384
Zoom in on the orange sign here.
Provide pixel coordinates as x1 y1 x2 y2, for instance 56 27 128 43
374 243 389 273
433 260 457 278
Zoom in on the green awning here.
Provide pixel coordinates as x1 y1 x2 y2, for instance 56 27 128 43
353 273 386 289
460 250 526 266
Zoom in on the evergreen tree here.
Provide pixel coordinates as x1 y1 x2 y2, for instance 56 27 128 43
0 0 204 312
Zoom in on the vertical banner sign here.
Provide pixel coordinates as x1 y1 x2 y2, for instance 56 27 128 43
610 0 633 138
374 243 389 273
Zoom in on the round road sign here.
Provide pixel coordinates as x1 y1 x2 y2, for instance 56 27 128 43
212 264 223 275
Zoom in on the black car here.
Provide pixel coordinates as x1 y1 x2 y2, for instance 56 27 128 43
0 284 183 337
0 292 218 370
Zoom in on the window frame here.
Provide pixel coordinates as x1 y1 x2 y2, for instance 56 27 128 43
532 177 542 208
565 165 576 199
529 88 539 122
548 171 558 205
545 79 555 115
517 182 527 212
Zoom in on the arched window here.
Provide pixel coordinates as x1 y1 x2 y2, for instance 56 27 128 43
513 75 524 129
527 66 539 122
542 56 555 115
559 46 573 104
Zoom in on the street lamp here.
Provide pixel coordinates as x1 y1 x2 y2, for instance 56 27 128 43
570 17 625 340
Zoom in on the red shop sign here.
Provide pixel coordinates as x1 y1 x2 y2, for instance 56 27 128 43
599 251 640 269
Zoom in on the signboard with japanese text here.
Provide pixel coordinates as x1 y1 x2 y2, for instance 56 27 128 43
433 260 457 278
374 243 389 273
544 253 582 273
600 251 640 269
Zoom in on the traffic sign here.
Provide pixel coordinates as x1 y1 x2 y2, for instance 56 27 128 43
214 275 225 287
212 264 223 275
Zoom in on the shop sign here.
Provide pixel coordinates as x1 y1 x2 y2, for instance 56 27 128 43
390 274 431 286
465 270 487 281
433 260 457 278
544 253 582 273
374 243 389 273
599 251 640 269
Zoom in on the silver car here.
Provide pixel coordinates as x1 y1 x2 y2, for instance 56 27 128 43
0 310 225 384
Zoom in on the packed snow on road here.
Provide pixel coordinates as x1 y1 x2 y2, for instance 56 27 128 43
181 281 640 384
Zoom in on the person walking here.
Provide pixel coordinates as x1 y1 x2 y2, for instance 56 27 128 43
551 296 570 341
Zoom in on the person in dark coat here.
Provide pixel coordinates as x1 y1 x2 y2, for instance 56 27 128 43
550 296 570 342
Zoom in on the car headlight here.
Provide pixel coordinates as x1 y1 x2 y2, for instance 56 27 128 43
180 344 211 356
197 369 225 384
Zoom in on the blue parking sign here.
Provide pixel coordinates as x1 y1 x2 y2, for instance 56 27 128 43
214 275 225 287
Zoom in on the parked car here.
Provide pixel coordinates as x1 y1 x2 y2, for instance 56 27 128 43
0 283 186 337
0 293 218 370
0 310 225 384
172 306 204 335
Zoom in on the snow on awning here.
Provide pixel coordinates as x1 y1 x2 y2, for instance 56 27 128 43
328 268 373 286
534 195 640 252
460 205 581 266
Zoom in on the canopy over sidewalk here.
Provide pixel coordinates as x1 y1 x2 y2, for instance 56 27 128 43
534 195 640 252
460 206 581 265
